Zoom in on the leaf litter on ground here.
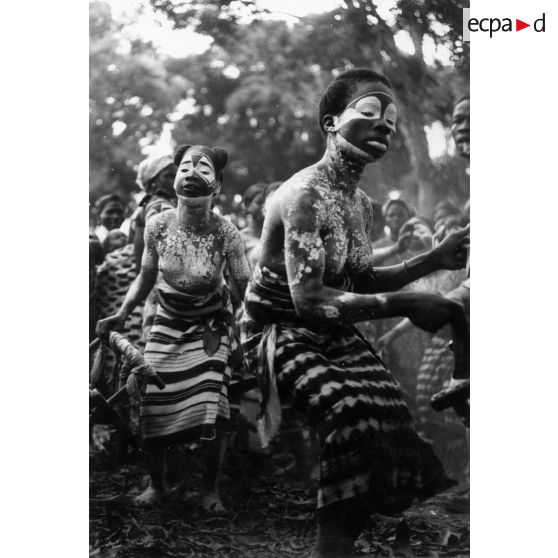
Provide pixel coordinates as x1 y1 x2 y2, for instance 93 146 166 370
91 444 469 557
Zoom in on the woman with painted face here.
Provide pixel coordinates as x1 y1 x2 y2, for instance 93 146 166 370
97 144 251 509
240 68 469 558
93 194 125 243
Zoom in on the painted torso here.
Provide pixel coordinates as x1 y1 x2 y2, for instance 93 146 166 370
258 165 374 286
149 210 238 295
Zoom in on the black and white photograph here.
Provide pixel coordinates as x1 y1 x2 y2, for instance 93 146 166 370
88 1 471 556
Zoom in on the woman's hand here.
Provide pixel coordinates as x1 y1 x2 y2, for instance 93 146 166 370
403 292 464 333
431 224 469 270
396 222 415 254
96 312 127 338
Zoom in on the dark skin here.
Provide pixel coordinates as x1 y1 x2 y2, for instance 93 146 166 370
451 98 470 160
99 201 124 231
254 80 469 558
132 164 178 272
97 148 250 509
258 92 468 330
385 202 410 241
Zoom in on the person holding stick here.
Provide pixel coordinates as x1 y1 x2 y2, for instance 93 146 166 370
97 144 250 509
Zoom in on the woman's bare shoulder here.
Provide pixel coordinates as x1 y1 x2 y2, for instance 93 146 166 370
278 167 328 210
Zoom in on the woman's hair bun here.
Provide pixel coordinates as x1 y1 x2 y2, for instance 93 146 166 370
211 147 228 170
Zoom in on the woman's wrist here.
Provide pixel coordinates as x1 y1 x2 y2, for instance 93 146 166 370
117 305 131 319
425 247 442 271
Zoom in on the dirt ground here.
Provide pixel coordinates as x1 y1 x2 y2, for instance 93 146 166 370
90 431 469 558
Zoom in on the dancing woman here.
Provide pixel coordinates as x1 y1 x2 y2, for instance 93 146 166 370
241 68 469 557
98 144 250 509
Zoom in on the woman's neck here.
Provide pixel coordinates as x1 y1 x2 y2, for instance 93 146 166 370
318 136 366 194
176 197 212 228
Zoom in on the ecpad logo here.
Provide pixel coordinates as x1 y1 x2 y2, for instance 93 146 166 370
463 10 546 40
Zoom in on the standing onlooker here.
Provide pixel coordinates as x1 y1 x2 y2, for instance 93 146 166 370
89 233 105 342
128 155 177 339
239 182 266 270
92 194 125 243
129 155 177 271
373 198 414 248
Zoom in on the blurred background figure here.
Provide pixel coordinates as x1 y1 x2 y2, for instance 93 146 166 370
239 182 266 270
89 232 105 342
92 194 125 243
102 230 127 255
365 212 436 414
374 199 414 248
451 96 470 220
129 154 177 271
451 96 470 163
434 200 462 231
94 230 146 422
127 154 177 339
377 212 469 481
239 181 283 271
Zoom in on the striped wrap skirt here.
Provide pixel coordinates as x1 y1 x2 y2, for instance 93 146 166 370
242 266 453 521
140 280 237 449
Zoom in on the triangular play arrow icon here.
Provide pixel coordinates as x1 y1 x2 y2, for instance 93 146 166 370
516 19 530 31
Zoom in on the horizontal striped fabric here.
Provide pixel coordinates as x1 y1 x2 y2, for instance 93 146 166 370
242 266 453 521
141 281 234 449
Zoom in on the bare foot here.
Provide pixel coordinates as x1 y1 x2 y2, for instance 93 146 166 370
200 491 227 514
134 484 164 506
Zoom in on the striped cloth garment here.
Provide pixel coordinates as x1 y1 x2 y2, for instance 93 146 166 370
141 279 238 449
241 265 454 521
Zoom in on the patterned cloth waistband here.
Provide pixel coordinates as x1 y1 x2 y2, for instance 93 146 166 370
244 264 352 325
156 279 226 319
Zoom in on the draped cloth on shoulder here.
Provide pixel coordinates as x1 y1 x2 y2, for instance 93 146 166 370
141 279 241 449
241 265 454 522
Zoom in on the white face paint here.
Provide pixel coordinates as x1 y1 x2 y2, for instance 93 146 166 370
330 88 398 161
333 93 398 134
175 150 219 200
179 152 216 185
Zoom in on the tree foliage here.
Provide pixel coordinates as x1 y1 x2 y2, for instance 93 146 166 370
152 0 469 214
89 1 186 202
90 0 469 214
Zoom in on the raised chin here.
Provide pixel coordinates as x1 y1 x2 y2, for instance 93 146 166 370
336 135 378 164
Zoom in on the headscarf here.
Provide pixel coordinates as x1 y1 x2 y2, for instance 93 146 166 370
93 193 124 215
135 155 174 191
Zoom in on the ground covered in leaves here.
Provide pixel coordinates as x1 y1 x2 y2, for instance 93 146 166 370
90 433 469 558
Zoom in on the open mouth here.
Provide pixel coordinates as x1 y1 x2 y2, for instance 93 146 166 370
179 180 212 197
181 180 202 191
